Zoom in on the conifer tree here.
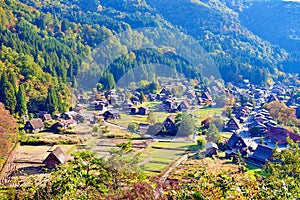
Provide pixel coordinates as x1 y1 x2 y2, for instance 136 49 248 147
45 86 58 114
0 73 16 113
16 84 27 116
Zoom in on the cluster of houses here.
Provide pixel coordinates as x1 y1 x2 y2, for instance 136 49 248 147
159 88 214 113
206 81 300 166
24 111 78 133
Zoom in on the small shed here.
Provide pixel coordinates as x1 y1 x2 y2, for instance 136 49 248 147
130 107 138 115
43 147 67 169
41 114 52 121
103 110 120 120
138 106 149 115
205 142 218 157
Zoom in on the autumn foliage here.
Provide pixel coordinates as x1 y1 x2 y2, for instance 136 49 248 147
0 103 18 169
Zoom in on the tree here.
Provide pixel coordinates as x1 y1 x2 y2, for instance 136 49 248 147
16 84 27 116
197 137 206 149
148 81 159 93
214 95 226 108
0 103 17 170
45 86 58 114
211 116 224 131
61 19 70 32
99 72 116 90
79 0 100 12
96 83 103 91
206 124 222 143
127 122 138 133
147 111 156 125
265 101 296 125
177 113 195 137
225 107 232 118
0 73 16 113
264 139 300 198
139 92 146 103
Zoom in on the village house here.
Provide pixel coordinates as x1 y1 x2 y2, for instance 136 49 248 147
157 87 172 100
130 107 138 115
121 100 134 112
161 115 177 136
226 132 248 157
197 96 204 105
51 119 77 133
103 110 120 120
249 144 274 165
77 95 89 104
248 121 267 136
138 106 149 115
178 100 191 112
185 90 196 100
225 117 241 131
201 92 213 102
43 147 67 169
265 126 300 145
90 101 108 111
130 106 149 115
24 118 44 133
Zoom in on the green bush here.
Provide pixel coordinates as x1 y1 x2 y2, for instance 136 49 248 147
197 138 206 150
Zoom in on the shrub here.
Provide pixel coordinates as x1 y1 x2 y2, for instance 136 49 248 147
197 138 206 150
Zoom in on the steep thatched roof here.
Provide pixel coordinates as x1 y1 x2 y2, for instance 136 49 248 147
28 118 44 130
44 147 67 164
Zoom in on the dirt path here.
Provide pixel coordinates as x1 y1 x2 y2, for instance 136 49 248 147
160 154 189 182
0 143 19 186
104 121 127 130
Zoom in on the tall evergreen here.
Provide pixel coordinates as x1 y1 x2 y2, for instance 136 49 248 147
0 73 16 113
16 84 27 116
45 86 58 114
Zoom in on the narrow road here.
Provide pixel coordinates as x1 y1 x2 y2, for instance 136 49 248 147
160 154 189 182
104 121 127 130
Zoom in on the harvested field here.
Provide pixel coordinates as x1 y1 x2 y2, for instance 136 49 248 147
4 144 76 185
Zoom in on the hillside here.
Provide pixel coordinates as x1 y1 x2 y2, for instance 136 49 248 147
222 0 300 73
0 0 298 114
146 0 288 84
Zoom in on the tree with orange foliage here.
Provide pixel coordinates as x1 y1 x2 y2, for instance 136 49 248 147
0 103 18 169
265 101 296 125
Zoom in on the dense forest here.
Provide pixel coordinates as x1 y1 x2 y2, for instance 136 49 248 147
221 0 300 74
0 0 299 112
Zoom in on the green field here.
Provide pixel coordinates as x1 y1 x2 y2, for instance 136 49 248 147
140 141 197 175
111 111 171 128
192 107 225 125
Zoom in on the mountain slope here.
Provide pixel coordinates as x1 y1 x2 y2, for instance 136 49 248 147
222 0 300 73
0 0 298 114
146 0 287 83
